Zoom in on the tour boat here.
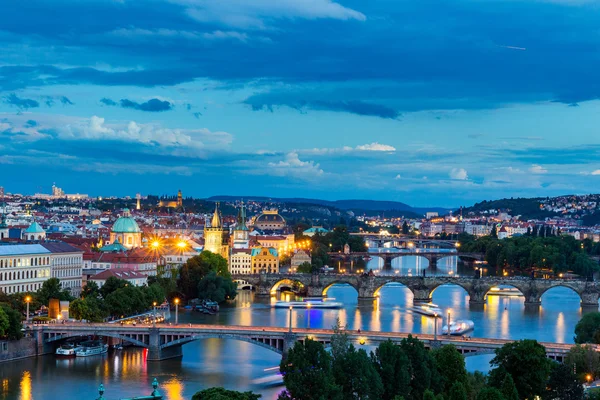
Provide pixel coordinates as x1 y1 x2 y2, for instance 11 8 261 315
76 341 109 357
274 297 343 309
55 343 82 358
487 287 523 297
442 320 475 335
411 303 442 317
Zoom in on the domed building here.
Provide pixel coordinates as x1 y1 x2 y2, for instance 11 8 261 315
109 209 142 249
254 209 286 231
22 221 46 241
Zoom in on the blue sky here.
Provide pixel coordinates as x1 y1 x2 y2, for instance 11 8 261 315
1 0 600 207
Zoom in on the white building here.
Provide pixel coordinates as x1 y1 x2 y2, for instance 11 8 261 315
229 249 252 274
41 242 83 297
88 269 147 288
0 244 52 294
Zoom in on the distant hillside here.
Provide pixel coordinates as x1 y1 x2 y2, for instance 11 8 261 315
460 197 555 219
207 196 450 218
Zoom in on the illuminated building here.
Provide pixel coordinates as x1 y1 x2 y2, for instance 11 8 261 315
158 189 183 209
230 249 252 274
42 242 83 297
251 246 279 274
109 209 142 249
232 202 250 249
253 209 286 231
204 203 229 259
0 244 53 294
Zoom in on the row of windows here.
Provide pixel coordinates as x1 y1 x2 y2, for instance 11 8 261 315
52 256 82 266
230 269 251 274
0 269 50 281
53 268 82 278
0 257 49 268
252 267 278 274
3 283 42 294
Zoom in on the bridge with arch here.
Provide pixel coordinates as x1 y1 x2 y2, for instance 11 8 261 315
233 273 600 306
327 250 483 269
32 323 576 362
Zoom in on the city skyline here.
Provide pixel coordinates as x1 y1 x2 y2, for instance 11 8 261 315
2 0 600 206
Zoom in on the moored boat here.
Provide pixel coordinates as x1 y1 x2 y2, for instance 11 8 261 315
487 287 523 297
411 303 442 317
55 343 82 358
442 320 475 335
274 297 343 309
76 340 108 357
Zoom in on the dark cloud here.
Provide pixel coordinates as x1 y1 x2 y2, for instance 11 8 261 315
60 96 74 105
193 112 203 119
3 93 39 109
100 97 173 112
25 120 37 128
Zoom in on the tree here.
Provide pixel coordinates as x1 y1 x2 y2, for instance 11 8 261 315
402 221 410 235
297 262 313 274
448 382 467 400
400 335 442 400
0 304 22 340
489 340 551 400
575 312 600 344
70 297 105 322
99 276 127 299
433 345 469 395
468 372 488 400
371 340 411 400
192 387 261 400
143 283 166 305
197 271 237 303
37 277 73 305
105 286 147 317
279 339 342 400
490 225 498 239
543 362 584 400
565 344 600 380
81 281 100 299
500 374 518 400
0 307 10 338
475 387 505 400
422 390 435 400
178 252 229 299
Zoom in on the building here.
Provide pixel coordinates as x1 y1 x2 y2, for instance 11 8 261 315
303 226 329 237
82 250 158 277
0 244 52 294
254 209 286 231
290 249 311 271
254 235 294 251
22 221 46 241
251 246 279 274
158 190 183 209
88 268 147 288
41 242 83 297
231 203 250 249
109 209 142 249
230 249 252 274
204 203 228 259
0 211 8 240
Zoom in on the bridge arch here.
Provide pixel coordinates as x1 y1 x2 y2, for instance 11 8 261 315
270 278 306 295
161 334 284 355
430 281 472 298
322 281 360 297
538 284 583 302
45 331 149 348
373 282 414 302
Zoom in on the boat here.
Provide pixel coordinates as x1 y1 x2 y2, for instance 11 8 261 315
194 300 219 314
411 303 442 317
274 297 343 309
75 340 108 357
442 320 475 335
55 343 82 358
487 287 523 297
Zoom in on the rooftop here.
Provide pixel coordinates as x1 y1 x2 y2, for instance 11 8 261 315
0 244 51 256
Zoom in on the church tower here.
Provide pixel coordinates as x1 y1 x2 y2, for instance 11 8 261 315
177 190 183 208
0 204 8 240
232 202 250 249
204 203 228 258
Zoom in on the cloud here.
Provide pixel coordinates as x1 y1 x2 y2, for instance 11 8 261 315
60 96 74 105
100 97 173 112
176 0 366 30
3 94 39 109
301 142 396 155
591 170 600 175
529 164 548 174
449 168 468 180
395 174 402 180
355 143 396 152
266 152 324 180
25 120 37 128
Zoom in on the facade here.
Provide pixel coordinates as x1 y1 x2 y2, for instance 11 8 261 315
290 250 311 271
109 209 142 249
0 211 8 240
89 268 147 288
230 249 252 274
158 190 183 209
255 235 295 250
22 221 46 241
251 246 279 274
0 244 52 294
83 251 158 277
254 209 286 231
303 226 329 237
232 203 250 249
41 242 83 297
204 203 228 259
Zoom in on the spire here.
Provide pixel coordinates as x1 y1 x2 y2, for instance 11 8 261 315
234 201 248 231
211 202 222 228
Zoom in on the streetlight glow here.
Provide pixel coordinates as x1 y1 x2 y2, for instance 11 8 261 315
151 241 160 249
177 241 187 249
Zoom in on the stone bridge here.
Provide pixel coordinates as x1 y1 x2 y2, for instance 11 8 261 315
233 273 600 306
32 323 577 363
327 251 483 269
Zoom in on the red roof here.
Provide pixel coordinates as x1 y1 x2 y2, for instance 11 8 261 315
89 268 146 281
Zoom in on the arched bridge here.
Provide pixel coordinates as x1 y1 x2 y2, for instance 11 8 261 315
327 251 482 269
232 273 600 306
32 323 576 363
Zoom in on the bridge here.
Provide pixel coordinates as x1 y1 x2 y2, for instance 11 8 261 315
32 323 576 362
327 250 483 269
232 273 600 306
350 234 458 248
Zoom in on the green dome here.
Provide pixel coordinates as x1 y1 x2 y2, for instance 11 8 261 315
112 215 141 233
25 221 45 234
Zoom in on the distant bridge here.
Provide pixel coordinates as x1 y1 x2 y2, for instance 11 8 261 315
232 273 600 306
327 250 482 268
350 234 458 248
33 323 576 362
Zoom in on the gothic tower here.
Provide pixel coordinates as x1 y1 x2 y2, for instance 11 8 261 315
232 202 250 249
204 203 228 258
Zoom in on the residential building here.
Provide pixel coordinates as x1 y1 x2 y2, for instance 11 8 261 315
0 244 52 294
82 250 158 277
251 246 279 274
291 250 311 271
89 268 147 288
41 242 83 297
230 249 252 274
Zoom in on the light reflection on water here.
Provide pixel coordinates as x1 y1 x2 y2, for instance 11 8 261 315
0 265 590 400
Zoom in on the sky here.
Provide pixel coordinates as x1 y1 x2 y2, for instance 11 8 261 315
1 0 600 207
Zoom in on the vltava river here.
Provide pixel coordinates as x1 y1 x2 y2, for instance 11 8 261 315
0 258 590 400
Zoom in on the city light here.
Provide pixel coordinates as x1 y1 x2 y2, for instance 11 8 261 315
174 298 179 305
177 241 187 249
151 240 160 249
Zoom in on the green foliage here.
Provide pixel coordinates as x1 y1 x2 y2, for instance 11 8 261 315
489 340 551 400
279 339 342 400
69 297 106 322
433 345 469 395
197 271 237 303
177 252 230 299
81 281 100 299
422 390 435 400
476 387 505 400
191 387 261 400
575 312 600 344
0 304 22 340
371 340 411 400
103 284 163 318
448 382 467 400
37 277 74 305
400 335 442 400
296 262 313 274
565 344 600 379
500 374 518 400
467 371 489 400
543 362 584 400
99 276 128 299
0 307 10 337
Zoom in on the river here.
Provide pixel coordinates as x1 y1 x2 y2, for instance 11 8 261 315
0 257 591 400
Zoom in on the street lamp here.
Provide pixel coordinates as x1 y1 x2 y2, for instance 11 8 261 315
25 296 31 324
434 312 438 341
306 303 311 329
153 301 157 327
447 309 451 336
288 306 293 333
174 298 180 325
